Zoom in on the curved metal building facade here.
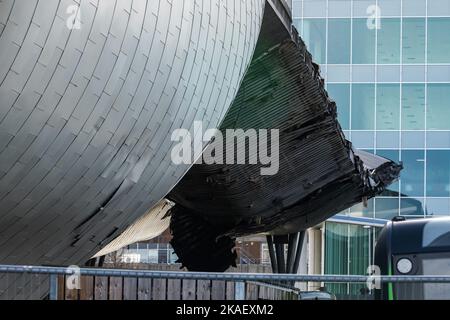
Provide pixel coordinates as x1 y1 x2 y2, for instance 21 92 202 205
0 0 265 265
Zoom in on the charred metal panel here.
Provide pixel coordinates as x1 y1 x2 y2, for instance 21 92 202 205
168 32 402 271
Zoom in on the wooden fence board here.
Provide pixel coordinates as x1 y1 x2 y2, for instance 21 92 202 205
211 281 226 300
152 279 167 300
80 276 94 300
137 278 152 300
167 279 181 300
258 284 267 300
109 277 123 300
257 266 268 300
197 280 211 300
94 276 108 300
123 277 137 300
246 282 259 300
55 264 283 301
225 281 235 300
64 276 78 301
246 266 259 301
57 275 65 300
181 279 196 300
275 289 282 300
266 287 274 300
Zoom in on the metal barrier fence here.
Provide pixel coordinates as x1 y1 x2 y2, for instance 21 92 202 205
1 264 450 300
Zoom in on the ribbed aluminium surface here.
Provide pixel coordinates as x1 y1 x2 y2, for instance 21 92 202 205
169 36 402 267
167 34 401 270
0 0 265 266
93 199 172 258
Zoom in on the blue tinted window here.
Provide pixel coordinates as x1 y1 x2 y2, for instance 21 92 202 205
352 84 375 130
375 198 400 220
292 1 302 17
324 222 348 295
427 151 450 197
302 19 326 64
402 18 426 64
328 19 351 64
401 150 425 197
402 84 425 130
400 198 425 216
352 19 376 64
350 199 375 218
427 84 450 130
426 198 450 216
376 84 400 130
327 84 350 130
428 18 450 63
377 19 401 64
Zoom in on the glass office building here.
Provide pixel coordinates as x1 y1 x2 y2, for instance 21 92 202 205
292 0 450 295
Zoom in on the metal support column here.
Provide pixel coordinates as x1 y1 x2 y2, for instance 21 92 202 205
266 235 278 273
274 235 287 274
286 233 300 274
292 231 306 275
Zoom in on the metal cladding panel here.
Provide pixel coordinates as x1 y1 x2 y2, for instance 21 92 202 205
0 0 265 265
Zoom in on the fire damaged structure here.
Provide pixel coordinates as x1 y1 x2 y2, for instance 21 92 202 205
0 0 401 283
168 8 402 272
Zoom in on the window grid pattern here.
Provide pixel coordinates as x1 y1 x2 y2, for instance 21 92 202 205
293 0 450 220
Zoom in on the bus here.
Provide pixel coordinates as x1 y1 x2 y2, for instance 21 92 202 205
375 216 450 300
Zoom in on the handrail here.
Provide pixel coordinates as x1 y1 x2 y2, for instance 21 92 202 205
1 265 450 283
